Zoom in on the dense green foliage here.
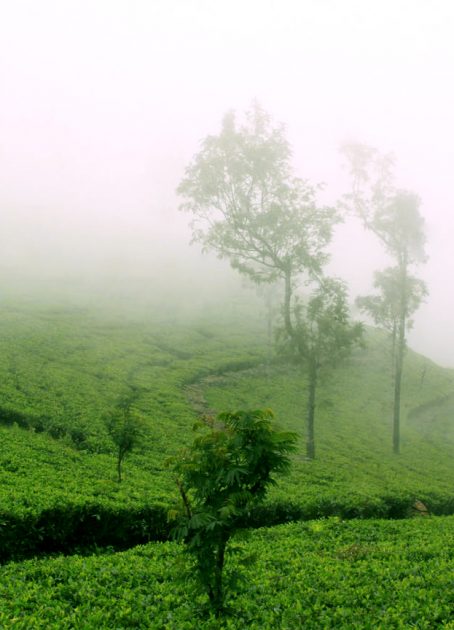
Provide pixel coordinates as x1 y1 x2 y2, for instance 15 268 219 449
0 294 453 625
0 299 453 562
1 515 453 628
0 301 265 454
0 300 266 560
170 409 296 614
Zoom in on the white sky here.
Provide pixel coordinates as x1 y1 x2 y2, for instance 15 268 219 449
1 0 454 364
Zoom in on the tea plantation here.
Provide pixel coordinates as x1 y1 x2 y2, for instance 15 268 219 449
1 517 453 628
0 296 453 626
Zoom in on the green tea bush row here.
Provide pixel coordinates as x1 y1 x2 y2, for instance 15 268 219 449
0 425 175 562
1 515 453 628
1 306 454 564
0 502 169 563
3 417 450 564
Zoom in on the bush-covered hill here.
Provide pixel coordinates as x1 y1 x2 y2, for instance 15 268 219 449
0 298 453 561
1 515 453 628
0 299 266 560
202 328 454 518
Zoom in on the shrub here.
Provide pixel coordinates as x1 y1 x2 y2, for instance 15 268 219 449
168 408 297 616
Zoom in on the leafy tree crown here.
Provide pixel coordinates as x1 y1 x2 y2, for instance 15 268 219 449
178 104 338 284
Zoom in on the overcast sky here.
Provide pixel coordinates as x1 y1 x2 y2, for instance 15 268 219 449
1 0 454 364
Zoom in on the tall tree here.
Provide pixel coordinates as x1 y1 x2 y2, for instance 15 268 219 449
178 105 359 457
278 278 363 459
343 144 427 453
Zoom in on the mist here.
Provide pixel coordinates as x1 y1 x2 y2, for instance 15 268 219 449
1 0 454 364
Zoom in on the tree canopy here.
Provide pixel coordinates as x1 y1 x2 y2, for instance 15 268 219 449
178 104 337 286
356 267 427 336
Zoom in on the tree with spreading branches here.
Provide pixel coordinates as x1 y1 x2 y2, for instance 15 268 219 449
177 104 338 337
179 105 358 455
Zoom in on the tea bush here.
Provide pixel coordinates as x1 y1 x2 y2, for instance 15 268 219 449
0 515 452 628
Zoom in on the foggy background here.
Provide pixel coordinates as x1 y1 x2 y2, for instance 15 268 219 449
1 0 453 365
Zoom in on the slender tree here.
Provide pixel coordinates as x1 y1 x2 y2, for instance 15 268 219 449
106 406 145 482
278 278 363 458
343 144 427 453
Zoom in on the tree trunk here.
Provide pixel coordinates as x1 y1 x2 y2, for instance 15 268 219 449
393 256 408 455
391 320 397 380
306 361 317 459
212 535 228 617
117 452 122 483
266 292 273 384
393 315 405 454
284 270 294 338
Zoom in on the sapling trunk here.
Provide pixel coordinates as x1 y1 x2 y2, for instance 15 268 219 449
212 535 228 617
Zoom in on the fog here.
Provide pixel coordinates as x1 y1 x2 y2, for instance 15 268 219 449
1 1 454 364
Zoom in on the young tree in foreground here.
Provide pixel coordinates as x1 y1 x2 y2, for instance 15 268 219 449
168 409 296 616
106 406 145 482
342 144 427 453
278 278 363 459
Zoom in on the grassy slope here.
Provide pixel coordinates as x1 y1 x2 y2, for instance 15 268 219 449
0 300 266 505
0 298 453 558
203 329 454 515
0 299 268 559
1 298 453 626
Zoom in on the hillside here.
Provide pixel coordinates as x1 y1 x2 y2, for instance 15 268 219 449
0 298 453 563
202 328 454 517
